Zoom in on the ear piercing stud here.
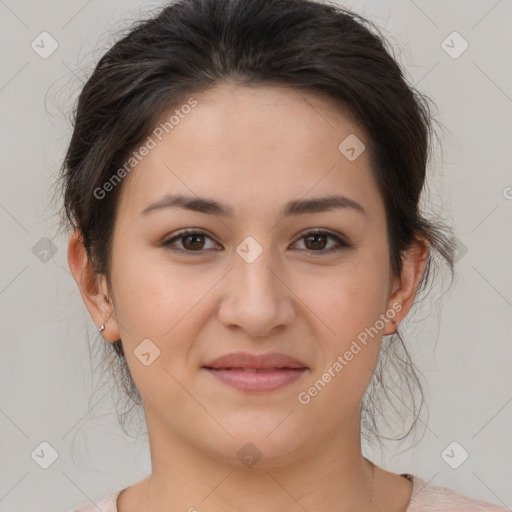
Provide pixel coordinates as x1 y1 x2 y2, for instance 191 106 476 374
99 324 105 333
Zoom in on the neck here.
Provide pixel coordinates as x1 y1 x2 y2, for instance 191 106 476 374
140 410 375 512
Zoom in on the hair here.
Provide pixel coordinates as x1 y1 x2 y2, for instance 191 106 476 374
56 0 456 447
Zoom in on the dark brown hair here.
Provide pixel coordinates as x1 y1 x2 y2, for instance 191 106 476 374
57 0 456 445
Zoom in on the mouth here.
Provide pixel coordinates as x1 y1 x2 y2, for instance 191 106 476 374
205 367 301 372
203 367 308 392
202 352 309 392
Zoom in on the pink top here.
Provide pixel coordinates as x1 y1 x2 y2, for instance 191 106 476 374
70 474 508 511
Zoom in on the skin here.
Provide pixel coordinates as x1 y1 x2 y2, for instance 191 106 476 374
68 81 428 512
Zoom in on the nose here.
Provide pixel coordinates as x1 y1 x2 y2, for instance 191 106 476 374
217 245 296 337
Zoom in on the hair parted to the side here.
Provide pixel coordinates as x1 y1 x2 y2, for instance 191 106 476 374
55 0 456 447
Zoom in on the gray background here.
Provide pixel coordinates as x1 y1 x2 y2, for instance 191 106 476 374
0 0 511 510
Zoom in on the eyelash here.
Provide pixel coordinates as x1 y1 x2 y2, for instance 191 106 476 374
162 228 350 255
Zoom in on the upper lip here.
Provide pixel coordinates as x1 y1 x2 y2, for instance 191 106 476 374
203 351 308 370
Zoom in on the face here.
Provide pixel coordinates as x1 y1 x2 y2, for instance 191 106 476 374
70 82 422 468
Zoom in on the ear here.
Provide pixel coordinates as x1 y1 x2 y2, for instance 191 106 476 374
382 236 429 336
67 229 120 343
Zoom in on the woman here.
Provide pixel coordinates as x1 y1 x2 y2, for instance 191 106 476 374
61 0 507 510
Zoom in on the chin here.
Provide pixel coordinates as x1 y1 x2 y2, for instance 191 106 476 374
200 417 309 469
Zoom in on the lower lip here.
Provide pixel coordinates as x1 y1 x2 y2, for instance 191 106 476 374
204 368 308 392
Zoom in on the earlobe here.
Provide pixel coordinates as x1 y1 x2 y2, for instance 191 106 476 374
67 229 120 342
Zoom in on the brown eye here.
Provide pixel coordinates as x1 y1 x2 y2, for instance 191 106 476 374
304 233 328 250
182 234 205 250
163 230 219 252
293 230 350 254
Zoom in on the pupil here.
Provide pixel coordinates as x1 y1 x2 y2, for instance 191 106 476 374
306 234 326 250
184 234 203 250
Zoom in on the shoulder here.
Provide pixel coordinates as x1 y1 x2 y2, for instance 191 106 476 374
65 477 509 512
69 489 122 512
405 474 508 511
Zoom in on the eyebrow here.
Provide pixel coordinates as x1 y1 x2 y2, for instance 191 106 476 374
140 193 366 218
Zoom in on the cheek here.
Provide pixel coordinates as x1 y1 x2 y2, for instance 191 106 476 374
307 243 390 392
110 238 206 327
322 254 390 337
108 242 204 357
109 254 208 402
301 276 385 416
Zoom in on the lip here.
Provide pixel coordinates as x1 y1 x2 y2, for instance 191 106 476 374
203 351 307 370
202 351 309 392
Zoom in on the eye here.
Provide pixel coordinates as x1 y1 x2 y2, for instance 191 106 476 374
292 229 350 254
162 228 350 254
162 229 220 252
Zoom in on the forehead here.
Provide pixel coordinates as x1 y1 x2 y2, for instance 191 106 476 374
116 82 383 222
